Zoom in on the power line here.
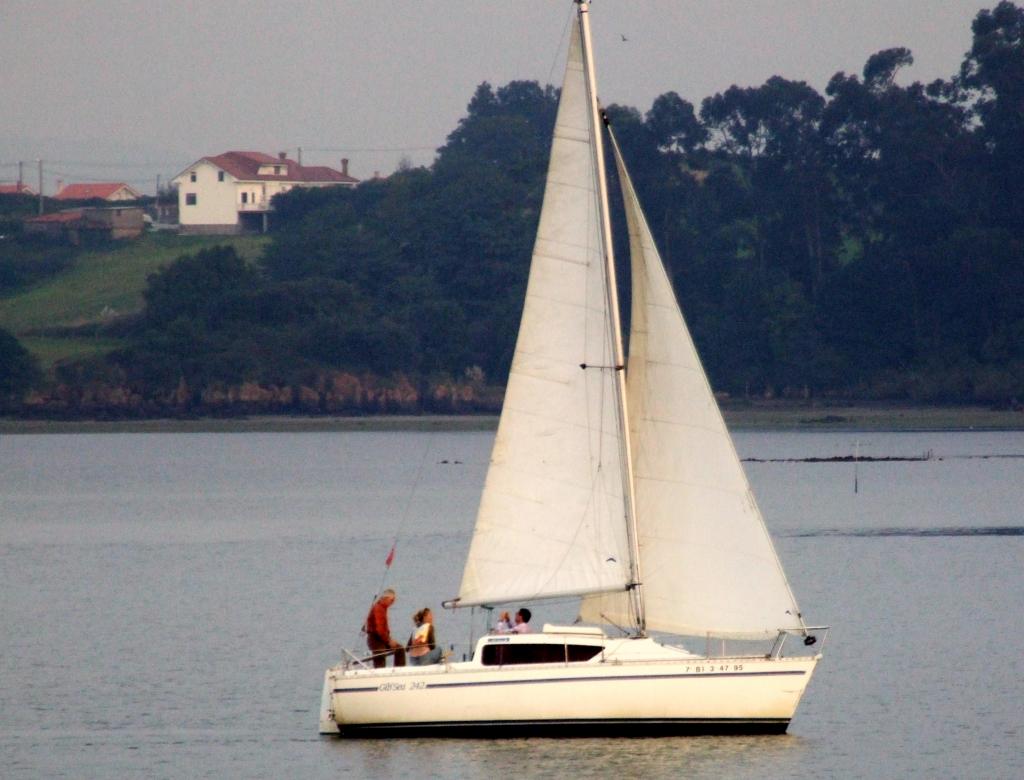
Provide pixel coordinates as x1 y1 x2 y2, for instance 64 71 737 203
47 168 163 186
301 145 436 153
1 159 178 171
45 159 183 169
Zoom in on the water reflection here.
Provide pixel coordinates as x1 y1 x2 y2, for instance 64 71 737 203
328 733 813 778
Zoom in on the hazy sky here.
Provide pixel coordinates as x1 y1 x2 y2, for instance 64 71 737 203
1 1 985 195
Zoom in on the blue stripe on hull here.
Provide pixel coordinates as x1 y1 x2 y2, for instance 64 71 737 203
426 669 804 690
334 668 806 695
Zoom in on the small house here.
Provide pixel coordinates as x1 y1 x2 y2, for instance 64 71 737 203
172 151 358 234
24 207 145 244
55 182 142 202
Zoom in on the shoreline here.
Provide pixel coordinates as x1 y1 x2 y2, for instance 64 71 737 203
2 405 1023 434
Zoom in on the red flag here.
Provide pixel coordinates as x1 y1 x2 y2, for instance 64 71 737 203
384 544 396 568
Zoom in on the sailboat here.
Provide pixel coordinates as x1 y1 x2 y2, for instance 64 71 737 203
320 0 825 737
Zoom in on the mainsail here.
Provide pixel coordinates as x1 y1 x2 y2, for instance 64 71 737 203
455 17 633 607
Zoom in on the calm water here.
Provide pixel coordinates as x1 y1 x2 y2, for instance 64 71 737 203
1 429 1022 778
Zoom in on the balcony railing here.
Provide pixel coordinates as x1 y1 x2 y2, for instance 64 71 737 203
237 200 270 212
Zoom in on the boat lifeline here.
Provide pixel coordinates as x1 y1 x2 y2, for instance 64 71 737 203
320 0 826 737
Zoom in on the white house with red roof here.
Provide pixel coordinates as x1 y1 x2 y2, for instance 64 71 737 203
171 151 358 234
55 182 141 201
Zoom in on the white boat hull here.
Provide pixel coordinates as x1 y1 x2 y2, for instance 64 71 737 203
323 636 819 737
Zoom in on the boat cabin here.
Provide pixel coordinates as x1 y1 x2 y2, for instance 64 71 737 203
473 625 608 666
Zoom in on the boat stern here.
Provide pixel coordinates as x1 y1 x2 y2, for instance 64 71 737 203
319 668 340 735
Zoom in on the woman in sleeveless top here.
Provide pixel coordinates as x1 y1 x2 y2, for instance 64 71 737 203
408 607 443 665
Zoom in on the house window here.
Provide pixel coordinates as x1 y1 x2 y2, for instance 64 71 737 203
241 192 248 204
185 193 197 206
190 171 196 182
273 165 281 175
218 171 225 182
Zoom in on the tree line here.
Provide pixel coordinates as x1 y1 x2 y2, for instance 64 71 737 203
3 1 1023 409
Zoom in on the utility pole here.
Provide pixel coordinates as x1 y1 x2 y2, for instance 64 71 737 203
37 159 43 215
17 161 23 189
297 146 303 166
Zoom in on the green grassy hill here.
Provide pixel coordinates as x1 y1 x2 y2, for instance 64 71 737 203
0 233 268 368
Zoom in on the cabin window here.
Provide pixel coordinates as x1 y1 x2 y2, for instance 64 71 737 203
218 171 225 182
190 172 196 182
567 644 603 662
185 193 197 206
481 643 602 666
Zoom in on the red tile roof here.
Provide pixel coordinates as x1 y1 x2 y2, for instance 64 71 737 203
298 165 356 182
26 209 85 224
55 182 140 201
195 151 358 184
0 182 35 195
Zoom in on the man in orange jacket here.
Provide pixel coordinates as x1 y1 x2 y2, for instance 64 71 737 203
365 589 406 668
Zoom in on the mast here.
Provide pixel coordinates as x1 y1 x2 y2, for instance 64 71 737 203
576 1 646 634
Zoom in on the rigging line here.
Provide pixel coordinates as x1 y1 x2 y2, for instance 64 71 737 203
580 10 643 635
350 430 437 656
583 60 619 599
547 5 575 87
373 429 436 597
